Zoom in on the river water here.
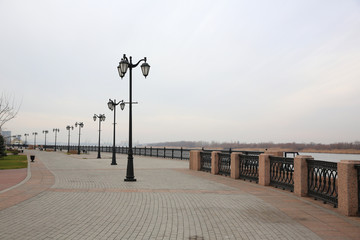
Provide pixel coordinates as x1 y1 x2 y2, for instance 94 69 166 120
298 152 360 163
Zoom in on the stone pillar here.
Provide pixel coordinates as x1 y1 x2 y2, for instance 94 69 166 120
265 150 283 157
211 151 220 175
259 154 270 186
231 153 241 179
294 155 313 197
338 160 359 216
189 150 201 171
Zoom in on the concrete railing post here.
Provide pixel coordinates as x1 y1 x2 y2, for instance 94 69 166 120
259 151 283 186
338 160 359 216
259 154 270 186
189 150 201 171
265 150 283 157
231 153 241 179
294 155 313 197
211 151 220 175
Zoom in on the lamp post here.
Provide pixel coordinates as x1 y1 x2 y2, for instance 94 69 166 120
93 114 106 159
24 133 29 146
118 54 150 181
107 99 125 165
32 132 38 149
53 128 60 151
75 122 84 154
66 125 74 153
42 130 49 150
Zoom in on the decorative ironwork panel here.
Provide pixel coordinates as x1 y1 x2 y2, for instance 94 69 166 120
157 149 165 158
269 156 294 192
218 153 231 176
307 160 338 207
165 149 173 158
182 150 190 160
239 155 259 182
172 149 181 159
200 152 211 172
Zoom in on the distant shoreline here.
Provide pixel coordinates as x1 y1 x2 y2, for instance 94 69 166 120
233 148 360 155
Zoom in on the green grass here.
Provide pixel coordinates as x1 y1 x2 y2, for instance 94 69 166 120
0 155 28 170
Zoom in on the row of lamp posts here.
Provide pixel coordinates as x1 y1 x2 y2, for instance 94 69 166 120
20 54 150 182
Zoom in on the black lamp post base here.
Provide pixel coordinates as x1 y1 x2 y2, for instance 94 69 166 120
111 162 117 165
124 178 136 182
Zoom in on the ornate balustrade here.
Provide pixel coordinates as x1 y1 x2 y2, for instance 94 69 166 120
307 160 338 207
239 155 259 182
33 145 191 160
218 153 231 176
200 152 211 172
269 156 294 192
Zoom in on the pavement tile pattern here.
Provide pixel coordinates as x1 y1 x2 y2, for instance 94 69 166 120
0 150 359 239
0 168 27 191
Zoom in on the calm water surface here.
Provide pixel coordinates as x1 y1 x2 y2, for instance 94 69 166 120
299 152 360 163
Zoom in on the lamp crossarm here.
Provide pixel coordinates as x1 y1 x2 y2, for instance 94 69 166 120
109 99 124 106
131 58 146 68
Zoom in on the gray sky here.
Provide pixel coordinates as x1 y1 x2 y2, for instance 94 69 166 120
1 0 360 146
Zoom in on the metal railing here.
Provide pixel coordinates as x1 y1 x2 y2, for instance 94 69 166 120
28 145 191 160
10 144 262 161
269 156 294 192
218 153 231 176
307 160 338 207
356 165 360 214
200 152 211 172
239 154 259 183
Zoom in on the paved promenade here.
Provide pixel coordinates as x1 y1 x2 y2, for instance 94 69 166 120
0 150 359 240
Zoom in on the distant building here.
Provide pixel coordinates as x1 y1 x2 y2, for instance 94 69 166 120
11 137 23 145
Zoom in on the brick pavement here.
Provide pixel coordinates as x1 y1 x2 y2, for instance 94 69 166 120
0 150 359 239
0 168 27 191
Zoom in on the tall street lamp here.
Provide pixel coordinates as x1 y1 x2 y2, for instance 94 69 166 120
66 125 74 153
32 132 38 149
24 133 29 145
107 99 125 165
75 122 84 154
118 54 150 181
53 128 60 151
42 130 49 150
93 114 106 159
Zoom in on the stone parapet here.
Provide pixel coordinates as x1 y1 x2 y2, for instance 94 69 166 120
294 155 313 197
259 154 271 186
230 153 241 179
338 160 359 216
211 151 220 175
189 150 201 171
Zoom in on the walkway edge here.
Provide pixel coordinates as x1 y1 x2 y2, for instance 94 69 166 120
0 154 55 211
0 155 32 194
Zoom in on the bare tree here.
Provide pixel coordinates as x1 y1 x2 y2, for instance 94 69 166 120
0 93 21 132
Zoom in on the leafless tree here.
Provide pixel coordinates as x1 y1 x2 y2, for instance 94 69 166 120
0 93 21 132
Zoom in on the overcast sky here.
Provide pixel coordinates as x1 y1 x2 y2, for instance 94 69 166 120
1 0 360 146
